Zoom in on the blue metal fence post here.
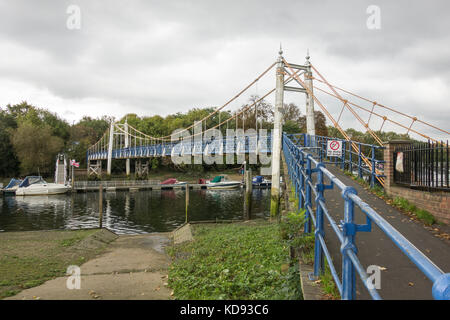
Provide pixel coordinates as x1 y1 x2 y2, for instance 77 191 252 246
358 143 362 179
349 141 353 174
313 165 325 277
293 146 298 196
341 186 358 300
299 151 305 209
371 146 376 188
319 137 323 163
341 141 346 170
304 156 312 233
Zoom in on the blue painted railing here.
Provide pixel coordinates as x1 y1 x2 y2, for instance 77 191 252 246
287 133 385 188
283 133 450 300
87 134 272 161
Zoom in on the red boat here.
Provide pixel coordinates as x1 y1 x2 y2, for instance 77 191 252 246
161 178 187 185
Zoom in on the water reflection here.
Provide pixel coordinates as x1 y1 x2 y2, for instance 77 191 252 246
0 189 270 234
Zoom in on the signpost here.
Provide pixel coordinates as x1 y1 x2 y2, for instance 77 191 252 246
327 140 343 157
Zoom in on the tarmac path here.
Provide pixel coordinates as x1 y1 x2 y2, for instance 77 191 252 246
320 166 450 299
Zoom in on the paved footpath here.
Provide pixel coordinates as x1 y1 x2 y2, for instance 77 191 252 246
321 166 450 300
7 233 173 300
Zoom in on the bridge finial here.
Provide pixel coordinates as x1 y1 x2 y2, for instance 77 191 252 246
305 49 310 66
278 43 283 57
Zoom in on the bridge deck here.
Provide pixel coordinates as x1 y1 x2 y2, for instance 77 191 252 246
318 166 450 299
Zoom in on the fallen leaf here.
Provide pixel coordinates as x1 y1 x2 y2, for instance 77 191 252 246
408 282 414 287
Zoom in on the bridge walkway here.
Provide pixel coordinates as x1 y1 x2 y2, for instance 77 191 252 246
318 166 450 299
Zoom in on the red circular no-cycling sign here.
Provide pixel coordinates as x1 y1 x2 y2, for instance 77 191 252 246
329 141 340 150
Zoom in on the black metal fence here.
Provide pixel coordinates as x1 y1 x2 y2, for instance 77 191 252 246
394 141 449 191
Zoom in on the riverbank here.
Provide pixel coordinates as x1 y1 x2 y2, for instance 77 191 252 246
4 230 173 300
167 220 302 299
0 228 117 299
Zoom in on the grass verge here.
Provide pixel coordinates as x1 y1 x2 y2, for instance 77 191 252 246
284 180 340 299
167 220 302 300
343 170 438 226
0 229 110 299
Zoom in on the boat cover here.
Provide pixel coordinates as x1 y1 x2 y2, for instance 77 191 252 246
18 176 46 188
5 178 22 189
211 176 224 183
252 176 264 183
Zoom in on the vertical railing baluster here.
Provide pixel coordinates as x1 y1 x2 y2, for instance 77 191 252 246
371 146 375 188
358 143 362 179
304 156 312 234
341 186 358 300
440 140 444 188
447 141 449 188
314 165 325 277
349 141 353 174
299 151 305 209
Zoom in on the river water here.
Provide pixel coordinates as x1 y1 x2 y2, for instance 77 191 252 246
0 189 271 234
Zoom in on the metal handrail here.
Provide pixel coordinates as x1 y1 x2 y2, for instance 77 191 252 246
87 134 273 160
286 133 385 188
283 133 450 300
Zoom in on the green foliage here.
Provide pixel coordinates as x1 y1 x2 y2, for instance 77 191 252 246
393 197 436 225
320 261 340 299
347 170 438 226
0 110 19 176
168 222 301 300
11 122 64 176
283 120 302 134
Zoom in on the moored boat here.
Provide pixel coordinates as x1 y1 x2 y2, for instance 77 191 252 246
15 176 70 196
2 178 23 195
252 175 272 188
161 178 187 185
207 175 242 189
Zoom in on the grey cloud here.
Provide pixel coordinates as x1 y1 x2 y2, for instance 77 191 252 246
0 0 448 140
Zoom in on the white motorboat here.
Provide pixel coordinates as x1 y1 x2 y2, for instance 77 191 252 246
15 176 70 196
207 175 242 189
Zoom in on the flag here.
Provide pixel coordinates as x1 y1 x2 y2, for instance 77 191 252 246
71 159 80 168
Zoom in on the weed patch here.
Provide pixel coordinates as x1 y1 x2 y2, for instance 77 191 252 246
168 221 301 300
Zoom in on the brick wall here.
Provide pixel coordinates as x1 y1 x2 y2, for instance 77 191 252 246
383 140 450 224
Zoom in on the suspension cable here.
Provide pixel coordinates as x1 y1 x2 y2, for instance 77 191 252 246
282 58 385 186
312 73 450 136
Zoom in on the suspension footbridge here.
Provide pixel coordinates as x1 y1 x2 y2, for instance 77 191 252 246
85 49 450 300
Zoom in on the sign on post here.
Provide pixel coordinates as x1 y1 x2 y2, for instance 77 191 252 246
327 140 342 157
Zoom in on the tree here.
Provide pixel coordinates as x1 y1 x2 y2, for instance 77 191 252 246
11 122 64 176
298 110 328 136
67 116 110 166
235 95 274 131
7 101 70 141
281 103 302 124
283 120 302 134
0 110 19 176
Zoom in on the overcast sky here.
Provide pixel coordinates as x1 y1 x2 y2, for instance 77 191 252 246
0 0 448 141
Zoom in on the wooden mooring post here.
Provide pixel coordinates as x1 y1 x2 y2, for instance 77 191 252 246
99 184 103 228
244 169 252 220
185 184 189 223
